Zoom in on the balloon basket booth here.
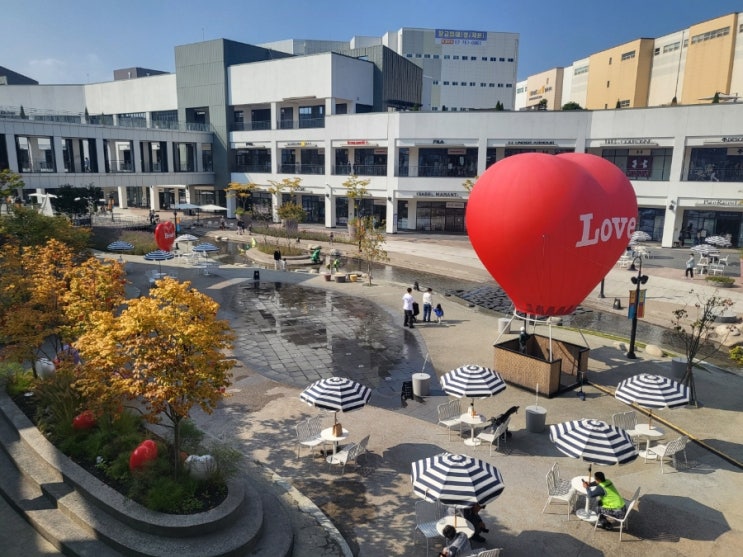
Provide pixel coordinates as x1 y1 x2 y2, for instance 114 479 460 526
493 318 589 398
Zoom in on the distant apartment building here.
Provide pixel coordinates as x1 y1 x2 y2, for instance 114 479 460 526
516 11 743 110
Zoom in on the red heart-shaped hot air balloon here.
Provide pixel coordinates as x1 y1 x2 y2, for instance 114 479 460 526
466 153 637 316
154 221 176 252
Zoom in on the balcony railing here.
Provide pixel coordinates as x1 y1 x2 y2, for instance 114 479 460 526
279 163 325 175
20 162 56 173
333 164 387 176
105 159 134 173
234 163 272 173
231 121 271 131
396 165 477 178
277 117 325 130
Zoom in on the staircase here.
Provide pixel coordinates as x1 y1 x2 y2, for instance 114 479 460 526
0 391 294 557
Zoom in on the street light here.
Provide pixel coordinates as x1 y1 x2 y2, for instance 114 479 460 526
626 256 649 359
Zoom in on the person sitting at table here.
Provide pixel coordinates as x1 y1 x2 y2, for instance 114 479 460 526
463 503 488 542
439 525 471 557
582 471 626 530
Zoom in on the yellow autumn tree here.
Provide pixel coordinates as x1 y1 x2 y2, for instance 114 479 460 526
0 239 126 368
74 278 235 470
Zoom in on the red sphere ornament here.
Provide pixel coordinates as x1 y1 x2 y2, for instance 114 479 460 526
72 410 96 431
466 153 637 316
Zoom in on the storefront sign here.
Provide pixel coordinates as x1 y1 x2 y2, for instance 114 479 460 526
505 140 556 146
435 29 487 45
704 136 743 145
446 202 465 208
448 148 467 155
696 199 743 207
415 191 463 198
374 148 387 155
344 140 377 146
626 156 652 178
283 141 316 147
602 138 658 146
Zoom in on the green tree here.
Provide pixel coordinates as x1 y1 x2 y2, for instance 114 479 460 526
671 290 733 405
276 201 306 234
225 181 258 218
494 101 504 111
74 278 235 474
615 99 622 109
712 92 720 104
0 205 90 251
537 99 548 111
267 177 303 223
0 169 24 214
356 216 388 286
562 101 583 111
342 174 371 248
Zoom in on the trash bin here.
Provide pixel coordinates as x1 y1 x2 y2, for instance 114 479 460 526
412 373 431 398
497 318 510 334
525 405 547 433
253 270 260 281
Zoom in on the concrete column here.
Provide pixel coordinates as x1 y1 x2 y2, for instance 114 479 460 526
117 186 128 209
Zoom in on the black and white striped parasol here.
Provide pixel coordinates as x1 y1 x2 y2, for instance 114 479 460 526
549 419 638 467
411 452 505 508
107 241 134 251
144 249 174 273
192 242 219 253
300 377 371 423
440 364 506 411
615 373 690 426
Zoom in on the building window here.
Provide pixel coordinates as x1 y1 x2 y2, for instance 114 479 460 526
481 56 488 61
506 83 513 88
15 136 55 173
470 56 477 60
452 81 459 86
433 54 440 59
490 57 496 61
609 57 612 64
654 47 660 55
424 54 431 58
481 82 487 87
691 26 730 43
453 55 460 60
433 80 439 85
499 57 505 61
174 143 196 172
498 83 503 88
415 53 422 58
489 83 495 87
602 148 673 181
574 65 588 75
687 147 743 182
469 82 476 86
607 81 610 88
406 53 413 58
662 42 680 53
103 139 134 173
619 100 630 108
507 58 514 62
443 81 450 85
444 55 450 59
621 50 636 60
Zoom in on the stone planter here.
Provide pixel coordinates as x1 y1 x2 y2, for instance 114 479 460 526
323 273 332 282
334 274 346 283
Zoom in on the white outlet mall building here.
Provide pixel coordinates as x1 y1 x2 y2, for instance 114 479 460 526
1 38 742 248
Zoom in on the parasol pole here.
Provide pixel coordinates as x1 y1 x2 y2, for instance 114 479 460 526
587 463 592 482
536 383 539 408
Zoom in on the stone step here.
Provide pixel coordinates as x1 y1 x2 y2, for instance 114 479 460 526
0 391 291 556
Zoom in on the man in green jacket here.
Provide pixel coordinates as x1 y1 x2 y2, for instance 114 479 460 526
583 471 626 530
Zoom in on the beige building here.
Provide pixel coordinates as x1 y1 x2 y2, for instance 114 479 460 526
521 68 564 110
516 11 743 110
585 38 655 110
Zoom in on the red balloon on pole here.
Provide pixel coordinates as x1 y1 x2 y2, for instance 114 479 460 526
154 221 176 252
466 153 637 317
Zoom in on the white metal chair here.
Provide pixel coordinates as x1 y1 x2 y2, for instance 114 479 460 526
295 417 325 459
593 487 640 541
472 549 503 557
695 256 709 275
437 399 463 441
612 411 640 448
354 434 370 465
542 462 577 519
327 442 360 475
647 435 689 473
476 416 511 456
414 500 443 554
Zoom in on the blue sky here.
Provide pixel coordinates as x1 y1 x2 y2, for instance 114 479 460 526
3 0 741 84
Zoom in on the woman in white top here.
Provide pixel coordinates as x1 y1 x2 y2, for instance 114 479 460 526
422 288 433 322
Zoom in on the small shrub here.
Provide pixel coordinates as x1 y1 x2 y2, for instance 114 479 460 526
33 367 84 442
705 275 735 287
2 363 35 396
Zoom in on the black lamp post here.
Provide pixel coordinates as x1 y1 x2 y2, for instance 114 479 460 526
627 256 649 359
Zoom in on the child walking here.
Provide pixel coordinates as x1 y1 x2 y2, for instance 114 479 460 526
433 303 444 324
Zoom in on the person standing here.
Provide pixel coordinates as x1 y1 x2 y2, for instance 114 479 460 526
583 471 626 530
329 231 334 246
685 254 695 279
519 326 530 353
273 249 282 270
403 287 415 329
422 288 433 322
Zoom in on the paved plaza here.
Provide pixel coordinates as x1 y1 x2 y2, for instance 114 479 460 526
3 221 743 556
